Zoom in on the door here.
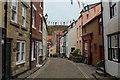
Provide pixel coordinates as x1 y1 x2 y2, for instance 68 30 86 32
5 39 11 79
36 42 39 65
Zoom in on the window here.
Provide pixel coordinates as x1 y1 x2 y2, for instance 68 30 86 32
38 42 43 56
108 34 119 62
22 6 26 27
99 18 102 34
39 14 42 32
31 41 35 61
16 41 26 65
110 0 117 18
11 1 18 23
32 5 36 29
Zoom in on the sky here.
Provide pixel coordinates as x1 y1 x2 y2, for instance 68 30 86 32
44 0 100 25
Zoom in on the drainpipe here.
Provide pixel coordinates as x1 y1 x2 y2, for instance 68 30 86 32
101 1 106 77
29 1 32 70
3 1 7 79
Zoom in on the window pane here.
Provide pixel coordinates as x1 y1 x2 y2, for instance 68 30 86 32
112 48 118 61
108 48 112 60
16 42 20 51
22 42 25 51
16 52 20 61
111 35 118 48
108 36 111 48
21 52 24 60
12 11 16 21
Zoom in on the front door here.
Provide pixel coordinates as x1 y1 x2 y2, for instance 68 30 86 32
5 39 11 79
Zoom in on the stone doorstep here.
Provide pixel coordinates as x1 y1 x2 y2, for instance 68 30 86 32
92 73 109 80
17 59 47 79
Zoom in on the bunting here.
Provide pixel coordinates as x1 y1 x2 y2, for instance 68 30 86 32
47 20 74 25
77 0 80 8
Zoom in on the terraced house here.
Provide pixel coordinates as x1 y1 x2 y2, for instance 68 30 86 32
4 1 31 79
102 1 120 77
81 3 103 66
31 1 43 68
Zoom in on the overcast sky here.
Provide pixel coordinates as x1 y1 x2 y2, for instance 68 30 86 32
44 0 100 25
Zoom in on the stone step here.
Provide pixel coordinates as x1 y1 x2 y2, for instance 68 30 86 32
92 73 109 80
96 70 104 76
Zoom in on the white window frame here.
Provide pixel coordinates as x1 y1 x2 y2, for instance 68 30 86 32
40 0 43 9
22 6 26 27
31 41 35 61
39 14 42 33
16 41 26 65
110 0 117 18
108 34 118 62
11 1 18 23
32 4 36 29
111 35 118 61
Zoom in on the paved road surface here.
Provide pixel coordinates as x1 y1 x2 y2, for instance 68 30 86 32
28 58 95 79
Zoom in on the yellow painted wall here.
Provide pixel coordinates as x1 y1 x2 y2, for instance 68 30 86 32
49 45 56 56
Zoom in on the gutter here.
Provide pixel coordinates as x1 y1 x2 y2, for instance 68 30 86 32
3 1 7 80
100 1 106 77
29 1 32 70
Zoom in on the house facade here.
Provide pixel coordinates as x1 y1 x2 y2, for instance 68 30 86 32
102 1 120 77
31 2 43 68
81 3 103 65
42 16 48 61
76 16 83 55
66 22 77 58
5 1 31 78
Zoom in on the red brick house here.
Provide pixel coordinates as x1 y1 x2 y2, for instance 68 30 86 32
81 3 103 66
31 1 43 69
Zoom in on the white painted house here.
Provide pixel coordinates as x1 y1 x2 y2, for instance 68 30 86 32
66 22 77 58
102 1 120 77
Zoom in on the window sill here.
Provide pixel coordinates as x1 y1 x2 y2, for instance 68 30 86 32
16 61 25 65
31 58 36 61
32 26 36 30
39 30 42 33
109 59 119 63
21 26 27 31
10 21 19 28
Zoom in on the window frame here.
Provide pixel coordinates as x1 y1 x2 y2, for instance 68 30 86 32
22 5 26 27
16 41 26 65
32 4 36 29
39 14 43 33
11 1 18 23
31 41 35 61
108 33 120 62
40 0 43 9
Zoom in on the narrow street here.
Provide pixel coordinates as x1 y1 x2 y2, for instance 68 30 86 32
28 58 95 79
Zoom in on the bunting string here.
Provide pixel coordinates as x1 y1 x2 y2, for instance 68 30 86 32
47 20 74 25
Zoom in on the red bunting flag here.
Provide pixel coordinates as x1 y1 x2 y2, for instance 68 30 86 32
94 7 96 13
77 0 80 8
